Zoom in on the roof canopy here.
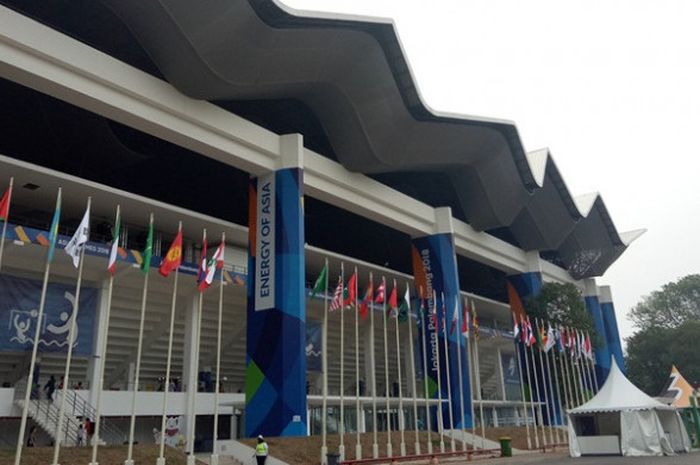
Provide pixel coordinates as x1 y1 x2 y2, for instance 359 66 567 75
570 359 675 414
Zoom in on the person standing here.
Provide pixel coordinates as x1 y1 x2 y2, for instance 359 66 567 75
27 425 37 447
254 435 268 465
44 375 56 403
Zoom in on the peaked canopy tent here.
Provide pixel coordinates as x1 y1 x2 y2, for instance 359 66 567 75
568 359 690 457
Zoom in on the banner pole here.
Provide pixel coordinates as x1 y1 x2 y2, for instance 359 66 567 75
354 267 362 460
321 258 329 464
13 188 61 465
432 290 445 453
52 197 90 465
210 232 226 465
382 276 392 457
369 272 378 459
0 176 14 273
90 204 120 465
418 288 432 454
406 282 420 455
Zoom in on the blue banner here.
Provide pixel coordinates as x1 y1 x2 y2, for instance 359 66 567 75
0 275 96 356
306 320 322 372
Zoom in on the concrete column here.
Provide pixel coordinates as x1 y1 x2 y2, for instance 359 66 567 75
584 279 612 382
245 134 307 437
599 285 625 373
182 294 200 443
411 206 472 430
87 279 110 407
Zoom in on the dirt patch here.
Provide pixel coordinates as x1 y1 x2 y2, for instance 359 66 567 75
0 444 197 465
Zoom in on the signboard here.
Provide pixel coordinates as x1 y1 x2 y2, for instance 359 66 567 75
254 172 276 311
0 275 96 356
501 352 522 400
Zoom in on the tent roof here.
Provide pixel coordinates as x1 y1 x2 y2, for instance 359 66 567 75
569 359 676 414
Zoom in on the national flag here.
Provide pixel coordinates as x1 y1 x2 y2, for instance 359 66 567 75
534 321 544 350
140 216 154 274
359 280 373 320
158 226 182 277
387 283 398 317
47 189 62 263
196 231 208 285
64 202 90 268
557 327 566 353
199 237 225 291
107 207 121 275
472 302 480 341
310 262 328 298
0 179 12 221
462 300 470 339
524 317 535 347
584 333 593 360
544 324 556 352
344 271 357 307
374 280 386 304
329 277 344 311
512 313 521 342
449 299 459 335
397 285 409 322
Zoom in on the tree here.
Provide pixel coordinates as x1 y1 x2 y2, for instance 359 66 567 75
626 321 700 394
629 274 700 330
525 282 595 334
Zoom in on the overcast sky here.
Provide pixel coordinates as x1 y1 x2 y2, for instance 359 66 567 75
285 0 700 345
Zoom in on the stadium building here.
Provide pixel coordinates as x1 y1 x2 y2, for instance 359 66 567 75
0 0 638 460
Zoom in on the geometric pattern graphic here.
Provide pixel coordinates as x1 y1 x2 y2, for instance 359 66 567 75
245 168 307 437
412 234 472 429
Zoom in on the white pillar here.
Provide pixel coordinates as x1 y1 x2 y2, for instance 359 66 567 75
87 279 110 407
182 294 200 446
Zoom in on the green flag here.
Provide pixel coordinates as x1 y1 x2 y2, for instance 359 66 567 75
140 216 154 274
310 261 328 297
397 286 409 323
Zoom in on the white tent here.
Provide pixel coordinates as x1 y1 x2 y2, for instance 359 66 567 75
568 358 691 457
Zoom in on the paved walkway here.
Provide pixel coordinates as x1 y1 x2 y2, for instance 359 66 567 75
469 450 700 465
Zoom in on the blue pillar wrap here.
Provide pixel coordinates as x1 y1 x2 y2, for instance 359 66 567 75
585 295 611 384
245 168 306 437
600 301 625 373
506 273 563 427
411 234 472 429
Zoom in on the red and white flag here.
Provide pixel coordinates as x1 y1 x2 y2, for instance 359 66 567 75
330 277 344 311
461 300 470 339
107 207 121 275
374 279 386 304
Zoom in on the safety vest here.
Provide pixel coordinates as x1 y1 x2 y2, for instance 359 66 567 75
256 442 268 456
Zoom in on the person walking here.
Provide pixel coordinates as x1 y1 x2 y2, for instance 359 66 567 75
27 425 37 447
254 435 268 465
44 375 56 403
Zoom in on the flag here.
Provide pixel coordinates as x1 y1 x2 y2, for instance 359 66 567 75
107 207 121 275
329 277 344 311
310 262 328 298
449 299 458 335
64 203 90 268
196 231 207 284
0 181 12 221
359 280 373 320
544 324 556 352
387 283 398 317
557 327 566 353
344 271 357 307
512 313 520 342
523 317 535 347
140 217 154 274
199 238 225 291
47 189 62 263
462 300 470 339
472 302 480 341
397 285 410 322
584 333 593 360
158 227 182 277
534 321 544 350
374 280 386 304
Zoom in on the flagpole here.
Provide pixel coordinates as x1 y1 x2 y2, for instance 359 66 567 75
521 318 540 449
52 196 90 465
394 280 406 456
406 282 420 455
126 213 153 465
338 263 346 461
542 325 562 444
535 319 555 447
467 312 476 451
472 301 485 450
13 188 61 465
368 272 379 459
591 355 599 392
513 316 531 450
548 344 566 443
455 297 465 453
584 335 597 397
418 288 432 455
576 339 588 404
0 176 14 273
354 267 362 460
187 228 207 465
321 258 329 464
381 276 392 457
528 331 547 448
566 335 581 407
432 290 445 453
560 338 574 410
90 204 120 465
210 232 225 465
440 292 455 453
